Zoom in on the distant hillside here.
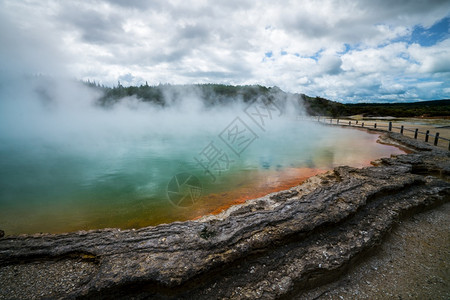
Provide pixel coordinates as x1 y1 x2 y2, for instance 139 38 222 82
85 81 450 118
302 97 450 117
344 100 450 117
88 82 277 107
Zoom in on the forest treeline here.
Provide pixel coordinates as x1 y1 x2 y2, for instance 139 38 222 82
85 81 450 117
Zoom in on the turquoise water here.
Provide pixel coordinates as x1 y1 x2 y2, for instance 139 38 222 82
0 120 404 235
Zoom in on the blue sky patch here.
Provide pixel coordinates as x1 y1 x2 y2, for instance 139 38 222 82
337 43 359 55
410 16 449 46
309 49 324 61
391 16 450 46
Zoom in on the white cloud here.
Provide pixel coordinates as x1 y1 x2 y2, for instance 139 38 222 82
341 42 411 74
1 0 450 102
409 39 450 73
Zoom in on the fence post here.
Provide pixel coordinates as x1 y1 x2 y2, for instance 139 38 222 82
330 118 332 124
388 122 392 131
400 125 404 134
374 123 377 128
356 120 358 124
434 133 439 146
337 119 339 125
362 122 364 127
348 121 351 126
425 130 429 142
414 129 418 139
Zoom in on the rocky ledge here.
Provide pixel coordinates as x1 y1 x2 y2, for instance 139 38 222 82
0 132 449 299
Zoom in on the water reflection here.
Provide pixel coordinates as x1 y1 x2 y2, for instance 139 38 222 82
0 124 405 235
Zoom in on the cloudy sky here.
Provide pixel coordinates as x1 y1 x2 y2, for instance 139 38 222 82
1 0 450 102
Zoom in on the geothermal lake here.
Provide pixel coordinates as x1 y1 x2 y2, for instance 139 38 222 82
0 118 405 235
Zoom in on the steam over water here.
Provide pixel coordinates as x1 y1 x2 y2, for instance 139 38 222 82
0 78 405 235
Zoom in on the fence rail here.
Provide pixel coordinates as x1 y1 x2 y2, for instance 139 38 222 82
316 117 450 150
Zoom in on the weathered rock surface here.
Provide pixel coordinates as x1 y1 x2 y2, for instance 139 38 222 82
0 132 449 299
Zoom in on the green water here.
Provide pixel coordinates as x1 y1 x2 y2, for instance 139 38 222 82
0 121 404 235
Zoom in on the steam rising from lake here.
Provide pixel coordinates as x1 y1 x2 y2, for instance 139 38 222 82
0 77 404 235
0 77 304 148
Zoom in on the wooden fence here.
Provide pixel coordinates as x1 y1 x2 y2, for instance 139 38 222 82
316 117 450 150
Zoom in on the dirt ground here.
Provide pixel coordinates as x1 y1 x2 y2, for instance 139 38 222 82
298 197 450 300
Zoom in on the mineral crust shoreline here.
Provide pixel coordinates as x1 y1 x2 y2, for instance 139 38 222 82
0 131 449 299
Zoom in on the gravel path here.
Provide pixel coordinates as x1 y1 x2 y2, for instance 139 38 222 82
0 258 97 299
300 202 450 299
